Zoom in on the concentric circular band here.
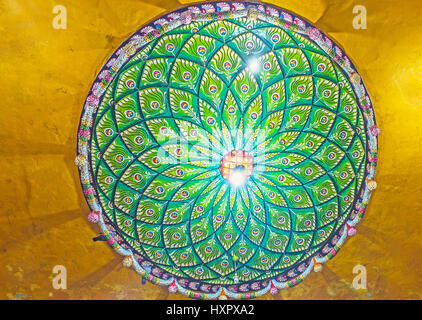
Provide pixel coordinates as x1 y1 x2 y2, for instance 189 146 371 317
76 1 378 299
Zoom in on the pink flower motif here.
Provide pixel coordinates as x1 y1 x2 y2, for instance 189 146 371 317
92 82 100 91
88 211 100 223
298 263 307 272
98 70 108 80
83 187 94 195
308 28 321 41
153 18 167 27
293 17 305 28
348 227 357 237
281 11 293 22
270 286 278 295
343 56 351 66
104 72 112 82
200 284 211 292
323 36 332 47
346 223 357 236
232 285 241 292
369 125 381 136
140 26 154 35
167 13 180 21
130 34 141 41
116 47 124 56
168 280 177 293
266 7 279 17
231 2 245 10
201 4 215 13
79 129 90 137
152 267 163 277
180 11 192 24
257 5 265 12
106 58 116 67
188 6 201 14
87 94 99 106
239 284 249 292
368 155 378 162
250 282 259 290
151 29 160 39
189 281 199 290
216 2 230 12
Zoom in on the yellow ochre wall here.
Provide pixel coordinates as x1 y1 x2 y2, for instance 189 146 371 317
0 0 421 300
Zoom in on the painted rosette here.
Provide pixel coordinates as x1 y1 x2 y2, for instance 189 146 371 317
76 1 378 300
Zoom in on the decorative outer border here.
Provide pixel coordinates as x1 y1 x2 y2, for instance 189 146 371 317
75 1 379 300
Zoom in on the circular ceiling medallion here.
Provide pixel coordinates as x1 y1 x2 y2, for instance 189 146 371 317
76 1 379 299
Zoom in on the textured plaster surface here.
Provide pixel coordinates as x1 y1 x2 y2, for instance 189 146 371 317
0 0 421 300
